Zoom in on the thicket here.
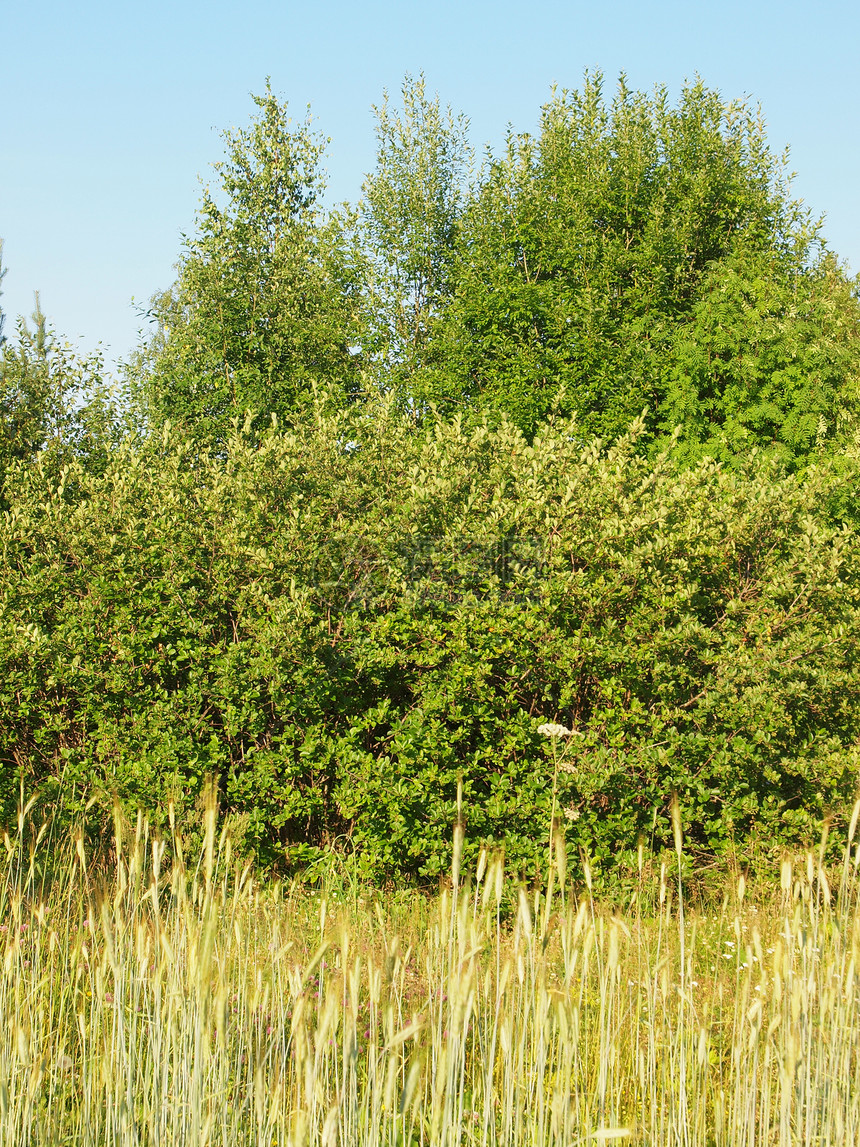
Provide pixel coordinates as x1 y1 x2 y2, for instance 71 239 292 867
1 400 858 880
2 75 860 882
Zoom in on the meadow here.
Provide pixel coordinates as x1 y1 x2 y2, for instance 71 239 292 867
2 795 859 1146
4 71 860 1147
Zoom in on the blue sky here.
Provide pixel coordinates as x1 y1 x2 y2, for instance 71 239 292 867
1 0 858 370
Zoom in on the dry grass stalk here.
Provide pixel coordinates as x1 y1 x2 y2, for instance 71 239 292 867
1 799 859 1145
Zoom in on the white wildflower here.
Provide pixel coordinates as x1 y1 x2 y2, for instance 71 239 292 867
538 722 573 738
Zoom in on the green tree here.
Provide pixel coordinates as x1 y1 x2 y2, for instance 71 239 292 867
0 296 117 501
359 74 471 395
663 250 860 463
130 83 363 443
430 74 860 458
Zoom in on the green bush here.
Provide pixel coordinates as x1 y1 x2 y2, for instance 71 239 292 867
1 401 858 881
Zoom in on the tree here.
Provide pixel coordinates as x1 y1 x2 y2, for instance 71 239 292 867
0 295 117 501
429 74 860 458
359 74 472 397
130 83 363 443
663 250 860 463
3 398 859 876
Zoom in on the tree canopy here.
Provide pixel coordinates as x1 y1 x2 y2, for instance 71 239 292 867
358 74 472 390
129 83 365 444
422 76 860 455
0 297 117 504
128 73 860 466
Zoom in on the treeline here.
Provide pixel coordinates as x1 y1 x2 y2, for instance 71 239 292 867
1 75 860 881
4 74 860 480
128 73 860 460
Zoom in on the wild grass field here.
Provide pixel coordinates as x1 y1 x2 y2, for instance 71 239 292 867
2 797 859 1146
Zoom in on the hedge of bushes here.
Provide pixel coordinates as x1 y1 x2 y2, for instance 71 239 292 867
1 402 859 881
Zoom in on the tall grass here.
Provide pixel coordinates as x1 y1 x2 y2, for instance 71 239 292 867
2 797 860 1145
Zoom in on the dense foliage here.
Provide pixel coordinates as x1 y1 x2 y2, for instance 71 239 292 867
426 79 860 453
0 300 118 505
129 73 860 463
1 400 858 879
128 85 365 444
3 74 860 881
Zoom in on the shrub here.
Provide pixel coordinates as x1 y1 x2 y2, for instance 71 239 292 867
1 400 858 880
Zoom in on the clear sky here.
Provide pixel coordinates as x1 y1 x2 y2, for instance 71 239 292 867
1 0 858 371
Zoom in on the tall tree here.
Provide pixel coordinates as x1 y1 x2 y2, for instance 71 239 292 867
359 74 471 396
430 74 860 459
130 83 363 443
